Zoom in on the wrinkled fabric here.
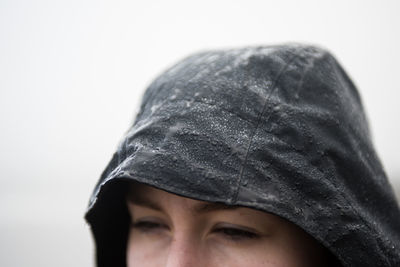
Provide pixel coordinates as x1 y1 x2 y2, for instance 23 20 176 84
85 44 400 267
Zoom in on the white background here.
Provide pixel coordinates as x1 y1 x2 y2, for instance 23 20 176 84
1 0 399 266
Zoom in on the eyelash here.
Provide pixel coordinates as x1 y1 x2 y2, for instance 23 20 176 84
212 227 259 241
132 221 259 241
132 221 168 232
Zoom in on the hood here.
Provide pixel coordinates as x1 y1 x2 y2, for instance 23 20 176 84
85 43 400 267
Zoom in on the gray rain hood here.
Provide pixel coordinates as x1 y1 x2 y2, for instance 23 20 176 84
85 44 400 267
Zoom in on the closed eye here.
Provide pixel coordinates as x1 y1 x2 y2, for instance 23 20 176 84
213 226 260 241
132 220 169 233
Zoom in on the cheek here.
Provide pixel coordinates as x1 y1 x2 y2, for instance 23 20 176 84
206 238 299 267
243 233 324 267
126 229 169 267
207 237 313 267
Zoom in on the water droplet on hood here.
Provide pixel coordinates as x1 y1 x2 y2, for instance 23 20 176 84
273 105 281 111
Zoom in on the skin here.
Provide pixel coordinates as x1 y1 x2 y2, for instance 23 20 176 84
126 183 330 267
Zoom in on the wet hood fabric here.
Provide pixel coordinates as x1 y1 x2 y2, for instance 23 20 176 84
85 44 400 267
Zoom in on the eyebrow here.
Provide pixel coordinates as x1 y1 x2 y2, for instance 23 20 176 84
127 194 239 214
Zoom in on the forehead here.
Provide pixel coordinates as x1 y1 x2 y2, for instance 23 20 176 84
128 182 199 203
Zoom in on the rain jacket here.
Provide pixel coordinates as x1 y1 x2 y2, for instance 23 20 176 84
85 44 400 267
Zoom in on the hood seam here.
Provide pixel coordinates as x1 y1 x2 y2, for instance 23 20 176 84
232 49 301 203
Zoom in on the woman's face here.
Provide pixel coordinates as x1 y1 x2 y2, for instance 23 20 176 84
126 183 329 267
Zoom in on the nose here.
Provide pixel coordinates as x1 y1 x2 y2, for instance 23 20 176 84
164 234 203 267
